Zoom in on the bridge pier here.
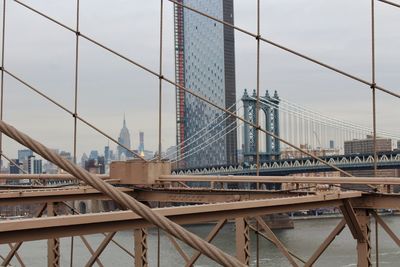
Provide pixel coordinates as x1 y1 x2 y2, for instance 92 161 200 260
356 209 372 267
134 228 148 267
235 217 250 265
47 202 60 267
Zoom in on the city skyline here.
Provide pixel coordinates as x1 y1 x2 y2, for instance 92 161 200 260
1 1 399 161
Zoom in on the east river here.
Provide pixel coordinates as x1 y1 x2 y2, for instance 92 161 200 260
2 216 400 266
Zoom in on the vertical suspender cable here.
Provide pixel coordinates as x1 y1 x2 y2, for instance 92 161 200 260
371 0 380 265
256 0 261 264
71 0 80 265
371 0 378 178
0 0 6 165
255 0 261 178
158 0 164 160
157 1 164 263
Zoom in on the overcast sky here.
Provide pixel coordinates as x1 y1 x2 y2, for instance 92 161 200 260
1 0 400 159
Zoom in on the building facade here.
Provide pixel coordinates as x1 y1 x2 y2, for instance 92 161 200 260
343 136 399 183
174 0 237 168
28 155 42 174
344 136 392 155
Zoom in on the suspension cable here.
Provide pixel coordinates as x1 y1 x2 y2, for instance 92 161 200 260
172 121 242 163
155 101 240 160
3 69 146 161
10 1 358 177
0 119 245 267
171 119 241 162
162 106 242 161
168 0 400 99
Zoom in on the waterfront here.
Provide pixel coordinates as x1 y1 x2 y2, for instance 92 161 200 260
2 216 399 266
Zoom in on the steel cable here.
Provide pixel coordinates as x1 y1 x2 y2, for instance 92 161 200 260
0 119 245 267
8 0 371 177
163 106 242 161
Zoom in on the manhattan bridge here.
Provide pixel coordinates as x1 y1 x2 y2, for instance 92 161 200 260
170 88 400 177
1 1 400 267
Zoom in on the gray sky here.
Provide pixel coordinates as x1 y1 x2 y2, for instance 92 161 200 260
2 0 400 159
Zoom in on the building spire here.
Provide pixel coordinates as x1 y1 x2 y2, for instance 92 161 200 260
123 113 126 128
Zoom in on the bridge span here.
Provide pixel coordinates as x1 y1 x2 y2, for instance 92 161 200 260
173 151 400 176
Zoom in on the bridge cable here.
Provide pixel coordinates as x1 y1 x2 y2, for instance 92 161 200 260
70 0 80 264
3 69 146 162
0 119 245 267
168 0 400 100
10 0 360 177
162 105 242 161
156 101 241 161
0 0 5 171
171 120 242 163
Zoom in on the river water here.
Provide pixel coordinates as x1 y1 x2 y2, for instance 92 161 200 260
2 217 400 266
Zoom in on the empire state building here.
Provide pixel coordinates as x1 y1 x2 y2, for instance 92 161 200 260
117 116 132 160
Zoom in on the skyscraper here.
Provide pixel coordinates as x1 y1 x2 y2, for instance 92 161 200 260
18 149 33 162
138 131 145 156
104 145 110 164
117 115 132 160
174 0 237 168
28 155 42 174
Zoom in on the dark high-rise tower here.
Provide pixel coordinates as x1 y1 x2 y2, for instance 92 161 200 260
174 0 237 168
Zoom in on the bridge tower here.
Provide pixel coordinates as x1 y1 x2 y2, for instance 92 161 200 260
242 89 280 164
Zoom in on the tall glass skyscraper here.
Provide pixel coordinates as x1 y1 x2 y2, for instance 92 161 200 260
174 0 237 168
